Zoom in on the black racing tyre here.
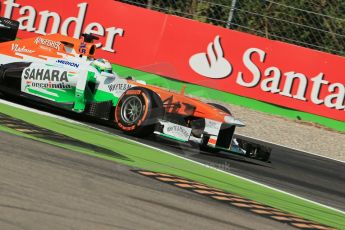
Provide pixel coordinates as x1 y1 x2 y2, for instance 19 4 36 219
255 146 271 162
115 87 163 137
207 103 232 115
244 143 271 162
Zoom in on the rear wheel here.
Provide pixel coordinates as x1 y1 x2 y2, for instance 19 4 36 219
115 87 163 137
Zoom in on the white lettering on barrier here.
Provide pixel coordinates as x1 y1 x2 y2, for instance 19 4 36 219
3 0 124 53
189 36 345 111
236 48 345 109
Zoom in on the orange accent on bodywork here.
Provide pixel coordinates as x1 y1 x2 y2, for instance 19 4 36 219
0 34 92 61
208 138 217 145
129 81 229 122
126 90 142 95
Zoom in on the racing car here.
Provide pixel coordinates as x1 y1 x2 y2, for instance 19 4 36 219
0 17 271 162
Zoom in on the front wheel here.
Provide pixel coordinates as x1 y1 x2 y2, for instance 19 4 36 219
115 87 163 137
243 143 271 162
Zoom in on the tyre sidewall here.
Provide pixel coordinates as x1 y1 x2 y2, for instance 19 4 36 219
115 87 163 135
115 88 150 131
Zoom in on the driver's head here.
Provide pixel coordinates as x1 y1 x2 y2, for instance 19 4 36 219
91 58 112 74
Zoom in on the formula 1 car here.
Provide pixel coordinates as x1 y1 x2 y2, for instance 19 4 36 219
0 17 271 162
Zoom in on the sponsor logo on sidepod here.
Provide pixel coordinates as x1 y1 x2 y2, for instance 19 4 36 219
56 60 80 68
28 82 71 89
24 68 69 82
167 125 190 139
34 37 61 50
108 84 131 92
11 44 35 53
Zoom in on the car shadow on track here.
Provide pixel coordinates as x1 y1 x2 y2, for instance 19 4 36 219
1 95 271 168
148 134 272 168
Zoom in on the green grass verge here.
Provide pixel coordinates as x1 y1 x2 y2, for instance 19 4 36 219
0 102 344 228
112 64 345 133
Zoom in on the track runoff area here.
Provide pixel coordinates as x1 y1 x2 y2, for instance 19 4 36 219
0 99 344 229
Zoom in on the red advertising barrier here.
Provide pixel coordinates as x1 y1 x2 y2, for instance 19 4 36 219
0 0 165 67
156 16 345 122
1 0 345 121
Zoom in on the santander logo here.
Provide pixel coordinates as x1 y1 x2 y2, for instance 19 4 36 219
189 36 345 112
189 36 232 79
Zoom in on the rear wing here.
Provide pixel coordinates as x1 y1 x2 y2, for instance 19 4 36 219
0 17 19 43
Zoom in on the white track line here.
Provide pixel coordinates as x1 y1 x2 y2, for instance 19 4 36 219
1 99 345 215
123 137 345 215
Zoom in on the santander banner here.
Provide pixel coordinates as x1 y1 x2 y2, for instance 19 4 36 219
1 0 345 122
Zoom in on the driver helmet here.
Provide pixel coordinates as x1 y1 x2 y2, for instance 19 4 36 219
91 58 112 74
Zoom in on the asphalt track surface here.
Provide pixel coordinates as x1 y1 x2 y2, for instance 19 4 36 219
90 123 345 212
1 97 345 212
0 131 297 230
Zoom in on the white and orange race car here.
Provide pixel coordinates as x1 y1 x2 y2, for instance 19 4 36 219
0 17 271 161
